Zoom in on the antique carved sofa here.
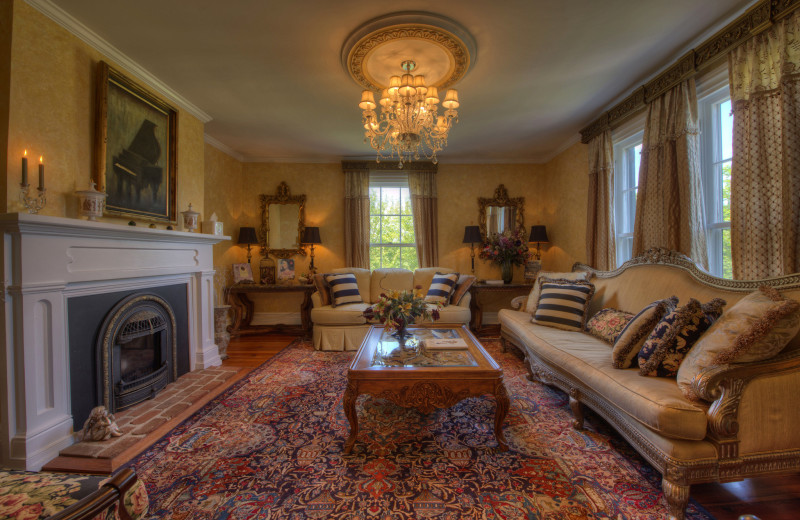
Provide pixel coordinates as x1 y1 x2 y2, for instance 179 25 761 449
0 467 148 520
311 267 474 351
498 249 800 520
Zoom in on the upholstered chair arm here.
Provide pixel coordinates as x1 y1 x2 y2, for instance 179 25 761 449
691 351 800 458
511 295 526 311
456 292 472 308
311 291 322 308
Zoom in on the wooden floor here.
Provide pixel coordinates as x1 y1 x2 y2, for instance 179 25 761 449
224 333 800 520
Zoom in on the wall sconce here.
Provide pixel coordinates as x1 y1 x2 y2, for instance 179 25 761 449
301 227 322 273
462 225 482 274
237 227 258 264
528 225 549 261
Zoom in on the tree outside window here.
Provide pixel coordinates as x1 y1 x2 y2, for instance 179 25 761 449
369 185 418 270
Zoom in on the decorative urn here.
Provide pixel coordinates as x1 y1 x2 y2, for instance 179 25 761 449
75 181 107 221
181 203 200 232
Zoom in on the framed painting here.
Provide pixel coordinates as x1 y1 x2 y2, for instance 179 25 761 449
94 61 178 222
233 263 254 284
277 259 295 282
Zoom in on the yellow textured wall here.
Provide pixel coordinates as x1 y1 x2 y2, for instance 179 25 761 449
204 143 241 273
0 0 13 212
5 0 203 223
539 141 589 272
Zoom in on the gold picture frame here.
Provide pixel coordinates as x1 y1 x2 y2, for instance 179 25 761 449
94 61 178 222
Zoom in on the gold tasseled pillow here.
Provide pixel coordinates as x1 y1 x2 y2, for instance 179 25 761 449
677 286 800 401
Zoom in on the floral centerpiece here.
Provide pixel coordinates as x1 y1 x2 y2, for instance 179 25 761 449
363 288 441 348
479 228 531 283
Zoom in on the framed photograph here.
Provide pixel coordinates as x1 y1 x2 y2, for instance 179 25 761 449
233 263 254 283
524 260 542 284
277 259 295 281
94 61 178 222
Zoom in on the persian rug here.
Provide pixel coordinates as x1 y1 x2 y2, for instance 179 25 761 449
130 339 714 519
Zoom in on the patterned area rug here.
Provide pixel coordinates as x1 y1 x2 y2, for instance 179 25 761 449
130 339 714 519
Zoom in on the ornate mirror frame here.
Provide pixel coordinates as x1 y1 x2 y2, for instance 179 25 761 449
258 182 307 259
478 184 526 240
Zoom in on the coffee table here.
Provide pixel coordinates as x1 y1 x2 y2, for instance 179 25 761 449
343 325 509 454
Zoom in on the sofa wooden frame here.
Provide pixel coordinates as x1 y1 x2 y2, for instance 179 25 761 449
501 248 800 520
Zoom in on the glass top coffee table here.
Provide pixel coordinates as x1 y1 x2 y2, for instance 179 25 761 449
343 325 509 453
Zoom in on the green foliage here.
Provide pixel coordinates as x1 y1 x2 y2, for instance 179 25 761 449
722 162 733 278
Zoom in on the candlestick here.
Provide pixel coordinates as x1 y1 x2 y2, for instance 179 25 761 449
38 156 44 190
21 150 28 187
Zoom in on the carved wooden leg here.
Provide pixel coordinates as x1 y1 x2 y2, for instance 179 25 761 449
494 380 510 452
523 355 536 382
500 337 507 353
343 380 359 454
568 388 584 430
662 478 690 520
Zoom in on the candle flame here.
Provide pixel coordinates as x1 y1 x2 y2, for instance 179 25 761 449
39 156 43 163
23 150 27 157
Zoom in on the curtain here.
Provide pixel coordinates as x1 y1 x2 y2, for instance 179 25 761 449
408 170 439 267
585 129 616 270
632 78 708 268
343 168 370 269
728 11 800 279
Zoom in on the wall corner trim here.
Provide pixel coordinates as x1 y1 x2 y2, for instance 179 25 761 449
24 0 213 124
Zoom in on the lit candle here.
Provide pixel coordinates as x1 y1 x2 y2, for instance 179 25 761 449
38 156 44 190
21 150 28 186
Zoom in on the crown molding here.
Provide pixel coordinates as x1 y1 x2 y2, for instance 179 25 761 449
203 135 245 162
25 0 212 124
540 133 583 164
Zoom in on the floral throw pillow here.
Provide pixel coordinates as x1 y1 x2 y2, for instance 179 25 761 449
638 298 726 377
586 308 635 344
611 297 678 369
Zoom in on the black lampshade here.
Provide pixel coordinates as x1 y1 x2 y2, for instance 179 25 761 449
302 226 322 244
529 225 549 243
463 225 482 244
237 226 258 245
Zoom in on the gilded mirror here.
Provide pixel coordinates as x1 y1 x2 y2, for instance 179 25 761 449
259 182 306 259
478 184 525 240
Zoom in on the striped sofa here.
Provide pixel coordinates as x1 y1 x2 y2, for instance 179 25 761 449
310 267 474 351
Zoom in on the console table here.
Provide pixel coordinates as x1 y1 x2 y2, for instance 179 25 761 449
469 283 531 337
227 284 315 337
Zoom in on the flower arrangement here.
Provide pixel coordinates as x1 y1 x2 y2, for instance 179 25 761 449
479 229 530 266
363 287 441 335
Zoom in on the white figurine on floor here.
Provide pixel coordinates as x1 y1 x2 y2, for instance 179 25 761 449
82 406 123 441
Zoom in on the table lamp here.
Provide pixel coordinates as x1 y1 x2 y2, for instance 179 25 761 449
463 225 483 274
529 225 549 261
237 227 258 264
302 226 322 272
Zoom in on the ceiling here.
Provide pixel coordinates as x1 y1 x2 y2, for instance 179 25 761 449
46 0 755 164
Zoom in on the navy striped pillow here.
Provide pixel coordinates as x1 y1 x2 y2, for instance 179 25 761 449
532 278 596 331
323 273 363 307
424 272 459 305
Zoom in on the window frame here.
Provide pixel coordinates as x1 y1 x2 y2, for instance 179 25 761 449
699 85 733 278
612 131 643 267
368 174 418 270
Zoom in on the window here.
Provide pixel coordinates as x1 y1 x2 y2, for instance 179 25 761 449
369 179 418 270
700 88 733 278
613 132 643 267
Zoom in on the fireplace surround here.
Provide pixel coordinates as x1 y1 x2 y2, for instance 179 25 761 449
0 213 228 470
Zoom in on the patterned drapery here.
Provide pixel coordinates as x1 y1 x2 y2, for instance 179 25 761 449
343 167 371 269
728 10 800 279
408 170 439 268
632 78 708 268
586 129 616 270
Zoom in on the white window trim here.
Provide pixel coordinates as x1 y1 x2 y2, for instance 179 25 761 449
613 130 644 267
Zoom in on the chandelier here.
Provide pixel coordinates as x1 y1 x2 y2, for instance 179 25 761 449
342 13 475 166
358 60 459 166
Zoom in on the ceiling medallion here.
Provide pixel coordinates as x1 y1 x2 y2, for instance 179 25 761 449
341 12 476 166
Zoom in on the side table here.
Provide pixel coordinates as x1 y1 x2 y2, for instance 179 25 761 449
469 283 531 337
227 283 315 337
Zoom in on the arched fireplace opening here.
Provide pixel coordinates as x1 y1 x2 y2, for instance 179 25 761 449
96 293 177 413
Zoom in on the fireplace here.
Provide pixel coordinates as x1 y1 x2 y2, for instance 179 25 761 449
98 293 177 413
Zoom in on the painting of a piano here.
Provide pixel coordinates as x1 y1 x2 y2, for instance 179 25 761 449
94 61 177 222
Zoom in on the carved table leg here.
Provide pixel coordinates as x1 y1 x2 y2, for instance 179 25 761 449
343 379 359 454
227 292 245 335
494 380 510 451
662 478 690 520
569 388 584 430
500 336 507 353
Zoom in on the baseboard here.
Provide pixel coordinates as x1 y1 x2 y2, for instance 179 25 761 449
483 312 499 325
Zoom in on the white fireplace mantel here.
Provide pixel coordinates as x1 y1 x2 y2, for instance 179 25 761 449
0 213 229 470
